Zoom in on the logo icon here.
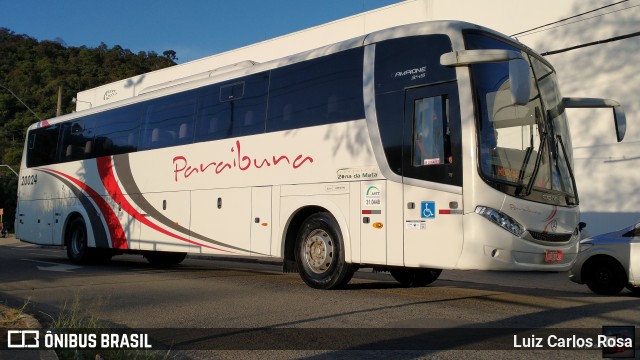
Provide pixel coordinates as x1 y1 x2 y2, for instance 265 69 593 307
421 201 436 219
7 330 39 348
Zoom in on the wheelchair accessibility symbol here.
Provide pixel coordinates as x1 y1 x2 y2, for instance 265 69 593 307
421 201 436 219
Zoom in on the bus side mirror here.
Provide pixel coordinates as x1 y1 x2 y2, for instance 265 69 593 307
563 98 627 142
440 50 530 106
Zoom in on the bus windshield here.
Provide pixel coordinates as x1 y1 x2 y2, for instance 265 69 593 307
465 32 577 206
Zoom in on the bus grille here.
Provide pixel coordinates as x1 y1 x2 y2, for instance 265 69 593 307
529 231 573 243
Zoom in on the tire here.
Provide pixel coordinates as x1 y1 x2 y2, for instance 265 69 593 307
66 216 91 264
144 251 187 265
584 257 626 295
390 268 442 287
295 212 356 289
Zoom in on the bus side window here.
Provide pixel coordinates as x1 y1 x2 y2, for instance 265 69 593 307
267 48 364 132
142 90 197 150
26 125 61 167
59 120 92 162
194 72 268 143
413 96 451 167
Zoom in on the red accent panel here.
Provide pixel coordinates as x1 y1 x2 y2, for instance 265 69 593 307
95 157 233 253
362 210 372 214
43 167 128 249
439 210 451 214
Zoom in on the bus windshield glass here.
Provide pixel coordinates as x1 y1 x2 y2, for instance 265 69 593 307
465 32 577 206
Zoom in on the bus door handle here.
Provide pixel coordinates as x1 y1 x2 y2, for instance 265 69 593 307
407 202 415 209
217 197 222 209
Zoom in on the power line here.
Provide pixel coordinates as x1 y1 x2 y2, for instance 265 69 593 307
0 83 42 121
511 0 629 37
515 4 640 38
541 31 640 56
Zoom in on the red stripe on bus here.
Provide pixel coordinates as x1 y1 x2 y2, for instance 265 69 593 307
96 157 235 253
42 167 128 249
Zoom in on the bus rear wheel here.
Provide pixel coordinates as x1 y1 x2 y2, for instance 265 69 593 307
66 217 91 264
390 268 442 287
295 213 356 289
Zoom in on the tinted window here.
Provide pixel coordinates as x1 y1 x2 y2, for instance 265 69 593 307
412 96 451 167
26 125 61 167
375 92 404 174
267 48 364 132
402 83 462 186
374 35 454 94
140 90 198 150
375 35 455 176
92 104 143 156
195 73 269 143
59 120 94 163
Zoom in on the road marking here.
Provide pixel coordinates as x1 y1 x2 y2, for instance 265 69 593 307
21 259 82 272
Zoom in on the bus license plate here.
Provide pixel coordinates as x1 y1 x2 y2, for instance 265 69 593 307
544 250 563 263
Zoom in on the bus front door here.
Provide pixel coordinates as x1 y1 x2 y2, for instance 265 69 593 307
402 84 464 269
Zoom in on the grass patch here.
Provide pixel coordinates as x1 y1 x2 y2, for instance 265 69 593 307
0 300 37 328
48 295 182 360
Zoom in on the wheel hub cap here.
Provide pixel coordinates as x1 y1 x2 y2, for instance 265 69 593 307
303 229 334 274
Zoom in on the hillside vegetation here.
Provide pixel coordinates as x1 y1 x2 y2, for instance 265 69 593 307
0 28 177 228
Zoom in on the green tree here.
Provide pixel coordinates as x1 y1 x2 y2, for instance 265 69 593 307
0 28 177 228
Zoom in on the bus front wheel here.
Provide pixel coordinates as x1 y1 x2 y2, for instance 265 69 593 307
295 213 356 290
390 268 442 287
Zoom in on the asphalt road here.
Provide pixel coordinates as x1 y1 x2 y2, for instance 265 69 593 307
0 236 638 359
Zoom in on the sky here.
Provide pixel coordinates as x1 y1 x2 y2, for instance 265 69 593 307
0 0 404 63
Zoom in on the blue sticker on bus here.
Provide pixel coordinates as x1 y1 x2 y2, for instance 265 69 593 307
421 201 435 219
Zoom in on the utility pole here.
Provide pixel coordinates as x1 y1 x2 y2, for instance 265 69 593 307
56 85 63 117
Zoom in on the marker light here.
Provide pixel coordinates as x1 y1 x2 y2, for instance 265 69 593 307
475 206 525 237
373 222 384 229
578 242 593 253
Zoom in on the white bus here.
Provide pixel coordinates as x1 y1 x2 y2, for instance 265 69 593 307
16 21 626 289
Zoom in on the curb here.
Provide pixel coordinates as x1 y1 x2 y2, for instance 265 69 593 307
0 307 58 360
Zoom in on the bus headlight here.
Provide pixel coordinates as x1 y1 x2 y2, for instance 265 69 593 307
475 206 525 237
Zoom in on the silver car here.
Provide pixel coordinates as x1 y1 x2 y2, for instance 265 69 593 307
570 222 640 295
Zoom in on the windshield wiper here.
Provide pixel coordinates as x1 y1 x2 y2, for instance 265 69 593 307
516 107 546 197
555 135 579 205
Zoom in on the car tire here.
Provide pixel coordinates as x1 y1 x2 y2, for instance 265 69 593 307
584 257 626 295
295 212 356 289
390 268 442 287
